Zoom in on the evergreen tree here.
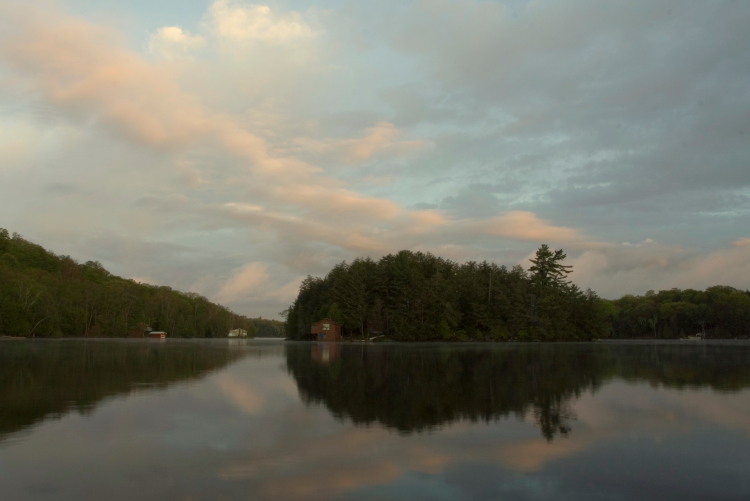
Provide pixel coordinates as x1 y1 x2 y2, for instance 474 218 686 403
528 244 573 289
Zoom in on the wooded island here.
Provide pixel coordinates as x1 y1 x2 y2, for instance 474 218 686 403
284 246 750 341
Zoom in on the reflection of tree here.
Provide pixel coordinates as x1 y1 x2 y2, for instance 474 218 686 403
286 342 750 440
0 340 249 439
533 397 575 441
287 343 604 440
606 341 750 391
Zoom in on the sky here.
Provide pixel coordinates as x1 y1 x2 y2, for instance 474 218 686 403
1 0 749 319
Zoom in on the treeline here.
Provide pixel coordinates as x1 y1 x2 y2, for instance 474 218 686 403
285 246 750 341
0 229 258 338
610 286 750 339
285 246 609 341
253 318 286 338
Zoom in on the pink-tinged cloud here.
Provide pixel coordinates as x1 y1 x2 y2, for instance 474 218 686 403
206 1 315 45
0 2 290 181
293 121 429 163
0 0 603 292
676 239 750 288
272 183 402 220
408 210 449 232
222 202 390 255
342 121 428 162
217 262 270 302
570 239 750 298
465 211 587 242
0 5 211 147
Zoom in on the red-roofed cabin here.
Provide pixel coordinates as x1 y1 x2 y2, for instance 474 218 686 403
147 331 167 339
310 319 342 342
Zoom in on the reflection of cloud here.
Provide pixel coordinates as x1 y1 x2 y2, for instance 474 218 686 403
216 359 300 418
218 427 447 499
215 374 264 414
8 345 748 501
661 389 750 438
494 437 587 472
215 378 750 500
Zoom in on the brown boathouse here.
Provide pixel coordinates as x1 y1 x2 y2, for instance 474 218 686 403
310 318 342 341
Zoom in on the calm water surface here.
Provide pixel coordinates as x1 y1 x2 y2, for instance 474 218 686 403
1 339 749 500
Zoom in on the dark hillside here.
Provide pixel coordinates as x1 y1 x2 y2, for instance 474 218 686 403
0 228 254 338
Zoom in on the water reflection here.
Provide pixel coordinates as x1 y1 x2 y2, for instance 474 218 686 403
0 339 252 440
1 340 749 500
285 341 750 440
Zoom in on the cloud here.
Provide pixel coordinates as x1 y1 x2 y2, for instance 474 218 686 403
571 239 750 297
384 0 750 221
466 211 589 244
148 26 207 60
205 1 315 45
294 121 429 164
0 5 429 257
0 4 211 147
217 263 270 303
0 118 44 165
341 121 427 162
1 0 748 317
679 240 750 289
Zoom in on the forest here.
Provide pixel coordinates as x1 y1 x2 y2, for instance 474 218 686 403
3 228 748 340
285 246 750 341
0 228 281 338
610 286 750 339
285 245 608 341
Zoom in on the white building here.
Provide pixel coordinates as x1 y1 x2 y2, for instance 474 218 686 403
228 328 248 338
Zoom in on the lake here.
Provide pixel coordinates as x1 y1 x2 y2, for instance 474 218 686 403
1 339 749 500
